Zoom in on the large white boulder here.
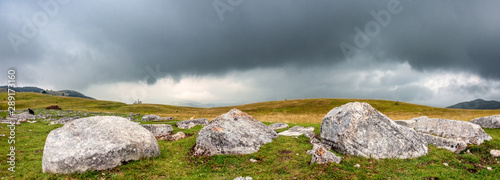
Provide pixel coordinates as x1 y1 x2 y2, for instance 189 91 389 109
42 116 160 174
320 102 428 159
193 109 278 156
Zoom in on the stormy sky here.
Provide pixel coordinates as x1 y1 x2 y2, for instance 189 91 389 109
1 0 500 107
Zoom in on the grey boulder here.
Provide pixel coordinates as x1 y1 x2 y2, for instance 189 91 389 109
306 143 342 164
268 123 289 130
11 112 35 120
141 124 173 137
421 134 467 153
42 116 160 174
410 116 492 145
176 118 208 129
141 114 162 121
320 102 428 159
470 115 500 128
193 109 278 156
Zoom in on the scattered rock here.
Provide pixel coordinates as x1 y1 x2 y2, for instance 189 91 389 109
268 123 289 130
42 116 160 174
158 132 187 141
141 124 173 137
10 112 35 120
46 105 62 110
176 118 208 129
354 164 361 168
49 116 79 125
306 143 342 164
0 120 20 125
27 120 37 123
278 126 314 136
320 102 428 159
141 115 162 121
163 117 174 120
249 158 257 163
491 150 500 157
421 134 467 153
470 115 500 128
126 117 135 121
487 167 492 171
410 116 492 145
234 177 252 180
443 163 449 166
193 109 278 156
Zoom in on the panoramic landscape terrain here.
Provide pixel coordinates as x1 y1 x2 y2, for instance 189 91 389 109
0 93 499 179
2 0 500 179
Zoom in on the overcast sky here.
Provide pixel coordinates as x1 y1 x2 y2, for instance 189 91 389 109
1 0 500 107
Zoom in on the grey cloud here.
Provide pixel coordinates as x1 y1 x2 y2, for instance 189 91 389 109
1 0 500 106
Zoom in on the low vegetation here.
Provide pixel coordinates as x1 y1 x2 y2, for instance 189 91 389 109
0 93 499 179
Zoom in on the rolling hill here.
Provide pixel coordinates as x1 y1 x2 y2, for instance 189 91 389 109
0 86 95 100
2 92 500 122
448 99 500 110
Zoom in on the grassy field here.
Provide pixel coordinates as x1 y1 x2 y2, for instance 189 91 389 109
0 93 499 179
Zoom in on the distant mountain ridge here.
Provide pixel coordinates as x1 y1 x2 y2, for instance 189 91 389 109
447 99 500 110
0 86 95 100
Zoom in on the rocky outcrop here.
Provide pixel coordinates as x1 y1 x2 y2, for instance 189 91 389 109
141 115 162 121
42 116 160 174
421 134 467 153
176 118 208 129
278 126 314 136
410 116 492 145
306 143 342 164
470 115 500 128
141 124 173 137
268 123 289 130
193 109 278 156
320 102 428 159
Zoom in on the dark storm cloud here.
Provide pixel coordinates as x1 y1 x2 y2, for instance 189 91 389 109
1 0 500 88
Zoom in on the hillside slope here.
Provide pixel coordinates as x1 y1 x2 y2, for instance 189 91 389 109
2 92 500 122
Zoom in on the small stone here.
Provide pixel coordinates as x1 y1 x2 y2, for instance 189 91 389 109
487 167 492 171
234 177 252 180
443 163 449 166
0 134 5 137
490 150 500 157
249 159 257 163
296 153 299 156
354 164 360 168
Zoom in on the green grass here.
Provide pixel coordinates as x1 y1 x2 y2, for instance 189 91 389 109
1 93 500 179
